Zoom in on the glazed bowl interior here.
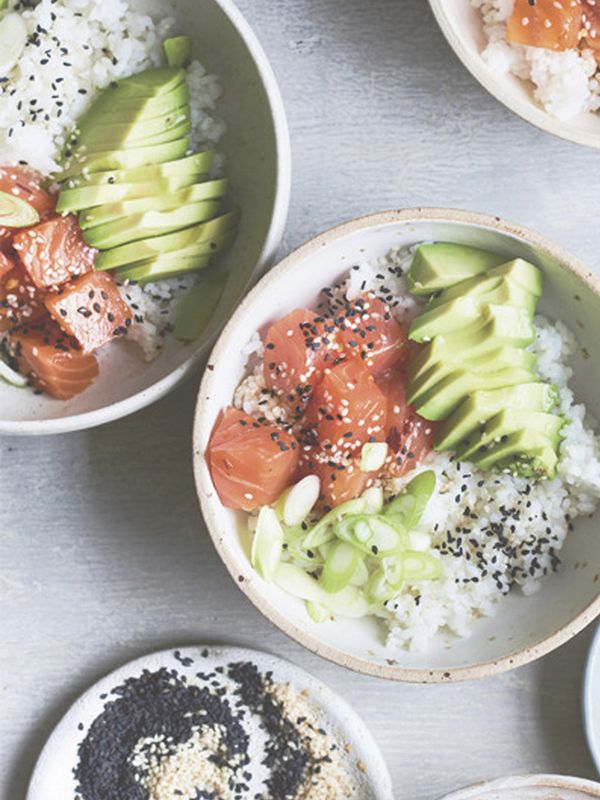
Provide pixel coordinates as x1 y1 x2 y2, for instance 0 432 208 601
428 0 600 149
0 0 290 435
194 209 600 682
438 774 600 800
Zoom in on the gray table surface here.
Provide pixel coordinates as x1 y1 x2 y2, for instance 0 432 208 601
3 0 600 797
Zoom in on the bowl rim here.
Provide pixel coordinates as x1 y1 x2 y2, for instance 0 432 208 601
582 622 600 773
427 0 600 150
437 774 600 800
193 207 600 684
0 0 292 437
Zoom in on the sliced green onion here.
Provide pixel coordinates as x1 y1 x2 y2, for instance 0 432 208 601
277 474 320 526
382 555 404 589
251 507 283 582
320 541 361 594
335 514 403 556
302 497 367 549
408 530 432 552
0 13 27 76
365 568 396 605
0 190 39 228
306 600 330 623
350 557 369 587
400 551 442 582
360 442 388 473
0 357 27 388
384 469 436 530
362 485 384 514
274 563 369 618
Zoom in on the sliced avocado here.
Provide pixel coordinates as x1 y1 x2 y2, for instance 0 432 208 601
95 211 238 270
57 138 190 180
175 270 228 341
410 300 534 344
408 243 506 296
64 152 214 188
73 120 192 158
470 429 559 478
164 36 193 68
116 252 211 283
435 382 559 452
57 173 212 214
79 192 223 230
426 259 543 311
457 409 564 462
95 225 237 272
415 366 537 421
68 107 190 152
83 200 225 250
407 346 537 406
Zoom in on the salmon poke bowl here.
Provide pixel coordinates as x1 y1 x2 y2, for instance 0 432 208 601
0 0 290 435
428 0 600 148
194 208 600 682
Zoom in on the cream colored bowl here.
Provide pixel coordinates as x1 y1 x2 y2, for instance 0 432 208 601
0 0 291 435
193 208 600 683
428 0 600 149
438 774 600 800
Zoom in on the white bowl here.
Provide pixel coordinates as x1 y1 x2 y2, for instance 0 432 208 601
438 775 600 800
583 623 600 772
193 208 600 683
0 0 291 436
428 0 600 149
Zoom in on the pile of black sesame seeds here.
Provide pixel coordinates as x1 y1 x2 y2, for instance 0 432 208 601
73 651 356 800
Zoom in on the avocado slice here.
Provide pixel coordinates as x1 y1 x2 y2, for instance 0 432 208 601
68 108 190 153
408 243 506 296
457 409 565 462
470 429 559 479
57 138 190 180
410 300 535 344
116 253 212 283
426 259 543 311
83 201 227 249
57 173 213 214
92 210 239 265
414 366 537 421
79 191 223 230
73 120 192 158
408 346 537 406
435 382 560 452
175 270 228 341
164 36 193 69
64 152 214 189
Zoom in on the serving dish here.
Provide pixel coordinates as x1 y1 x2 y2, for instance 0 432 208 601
437 774 600 800
428 0 600 149
583 623 600 772
0 0 291 436
27 645 393 800
193 207 600 683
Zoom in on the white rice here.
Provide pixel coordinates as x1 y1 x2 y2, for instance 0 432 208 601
234 246 600 651
0 0 226 363
472 0 600 120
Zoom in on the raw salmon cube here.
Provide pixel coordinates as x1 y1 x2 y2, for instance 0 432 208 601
0 263 45 331
13 215 96 290
8 318 99 400
44 271 132 353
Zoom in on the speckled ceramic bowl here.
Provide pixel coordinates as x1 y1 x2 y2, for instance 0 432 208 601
428 0 600 149
193 208 600 683
437 774 600 800
0 0 291 436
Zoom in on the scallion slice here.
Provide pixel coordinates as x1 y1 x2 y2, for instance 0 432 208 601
251 507 283 582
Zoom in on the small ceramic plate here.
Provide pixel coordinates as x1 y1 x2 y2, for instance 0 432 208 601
438 774 600 800
27 646 393 800
583 623 600 772
428 0 600 149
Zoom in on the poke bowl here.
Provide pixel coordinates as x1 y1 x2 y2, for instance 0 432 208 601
0 0 290 435
437 775 600 800
428 0 600 149
194 208 600 682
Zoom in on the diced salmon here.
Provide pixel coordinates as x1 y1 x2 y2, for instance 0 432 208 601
0 251 15 282
0 263 45 331
377 368 436 478
338 293 409 376
300 359 388 455
44 270 132 353
207 407 300 511
298 447 374 511
8 318 99 400
13 215 96 290
582 0 600 56
507 0 583 51
0 165 56 249
263 309 345 407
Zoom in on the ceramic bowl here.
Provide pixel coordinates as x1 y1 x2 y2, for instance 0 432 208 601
437 774 600 800
583 623 600 771
193 208 600 683
0 0 291 436
428 0 600 149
